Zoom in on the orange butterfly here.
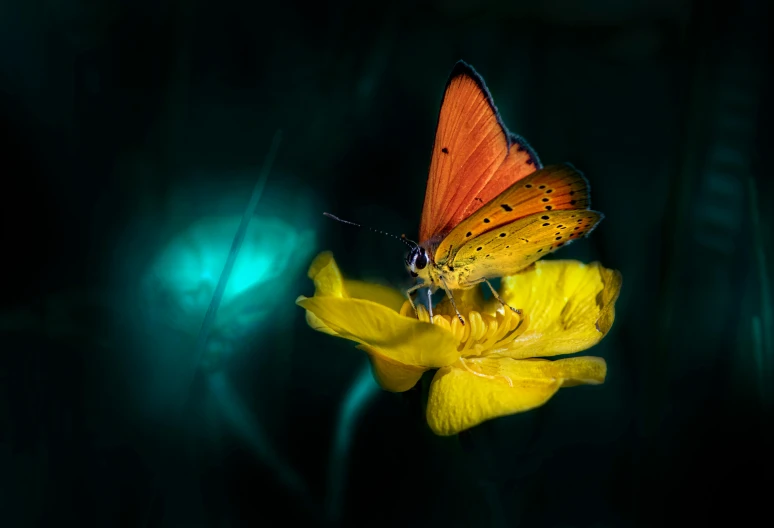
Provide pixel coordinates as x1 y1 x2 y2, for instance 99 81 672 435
402 61 604 324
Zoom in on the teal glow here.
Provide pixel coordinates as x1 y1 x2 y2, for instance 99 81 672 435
148 215 300 304
142 215 315 360
118 175 320 424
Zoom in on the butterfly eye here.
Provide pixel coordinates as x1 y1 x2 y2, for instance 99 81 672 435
415 251 428 270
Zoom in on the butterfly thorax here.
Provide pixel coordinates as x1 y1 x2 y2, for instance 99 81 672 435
406 243 471 293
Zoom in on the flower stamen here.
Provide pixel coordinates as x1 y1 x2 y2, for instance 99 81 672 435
400 299 530 357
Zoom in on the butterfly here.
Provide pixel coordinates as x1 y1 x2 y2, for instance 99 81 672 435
402 61 604 324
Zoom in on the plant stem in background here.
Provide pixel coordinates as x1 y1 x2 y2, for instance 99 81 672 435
748 177 773 409
189 130 282 391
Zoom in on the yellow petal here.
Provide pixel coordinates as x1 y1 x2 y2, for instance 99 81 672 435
296 295 460 368
359 345 427 392
595 265 622 335
307 251 346 297
345 280 406 312
426 356 607 436
304 308 338 336
497 260 622 358
530 356 607 387
306 251 408 312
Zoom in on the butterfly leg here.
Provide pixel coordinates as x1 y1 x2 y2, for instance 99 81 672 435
427 287 434 323
482 278 522 316
439 276 465 325
405 283 425 318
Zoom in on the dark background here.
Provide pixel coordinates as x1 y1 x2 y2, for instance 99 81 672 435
1 0 772 526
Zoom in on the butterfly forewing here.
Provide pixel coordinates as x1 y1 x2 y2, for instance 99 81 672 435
446 210 604 286
453 132 543 225
419 62 539 244
433 163 591 265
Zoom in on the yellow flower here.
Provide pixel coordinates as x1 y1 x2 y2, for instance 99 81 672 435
296 251 622 436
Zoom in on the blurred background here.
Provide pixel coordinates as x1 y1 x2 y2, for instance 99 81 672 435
1 0 771 526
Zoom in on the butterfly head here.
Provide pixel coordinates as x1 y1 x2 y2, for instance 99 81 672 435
405 246 431 280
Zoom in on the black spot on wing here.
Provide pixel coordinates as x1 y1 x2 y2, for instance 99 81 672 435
442 147 449 154
501 204 513 212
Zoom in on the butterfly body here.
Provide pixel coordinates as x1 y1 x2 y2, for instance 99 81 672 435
407 61 605 323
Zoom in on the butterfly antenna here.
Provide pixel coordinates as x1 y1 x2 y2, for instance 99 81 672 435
323 212 417 249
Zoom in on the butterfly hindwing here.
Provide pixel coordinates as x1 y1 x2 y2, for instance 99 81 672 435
453 132 543 227
433 163 591 265
419 62 540 244
446 210 604 286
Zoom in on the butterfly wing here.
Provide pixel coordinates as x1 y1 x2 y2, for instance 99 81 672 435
418 61 540 245
433 163 591 265
484 132 543 201
448 210 604 286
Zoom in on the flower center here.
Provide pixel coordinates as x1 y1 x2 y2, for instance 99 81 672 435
399 299 529 357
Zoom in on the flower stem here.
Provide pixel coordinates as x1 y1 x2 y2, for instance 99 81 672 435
326 360 380 524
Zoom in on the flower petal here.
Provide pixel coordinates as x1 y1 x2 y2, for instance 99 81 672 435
595 265 622 336
307 251 346 297
296 295 460 368
345 280 406 312
497 260 622 358
426 356 606 436
306 251 408 311
359 345 427 392
304 308 339 336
